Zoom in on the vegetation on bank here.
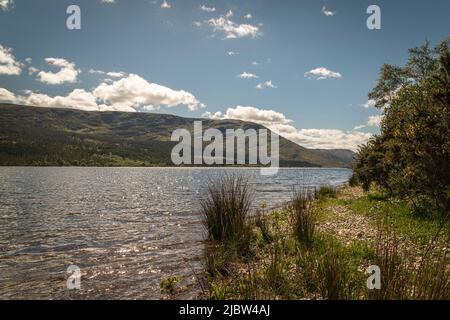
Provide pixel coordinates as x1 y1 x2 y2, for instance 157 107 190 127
200 177 449 300
193 39 450 300
353 38 450 216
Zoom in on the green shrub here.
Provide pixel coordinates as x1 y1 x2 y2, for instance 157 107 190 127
160 276 180 295
200 175 253 253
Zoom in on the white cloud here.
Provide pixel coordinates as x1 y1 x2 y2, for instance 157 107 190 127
204 106 371 151
0 0 13 11
25 57 32 64
89 69 126 78
206 16 260 39
106 71 126 78
204 106 292 126
161 0 171 9
304 67 342 80
367 115 383 127
227 51 238 56
237 72 258 79
353 124 366 130
0 87 106 111
24 89 103 111
193 21 202 27
321 6 336 17
360 99 376 108
256 80 277 89
92 74 203 111
225 10 233 18
199 5 215 12
244 13 252 19
252 61 260 66
0 44 23 75
28 66 39 75
0 87 17 102
1 73 203 112
36 58 80 85
101 0 115 4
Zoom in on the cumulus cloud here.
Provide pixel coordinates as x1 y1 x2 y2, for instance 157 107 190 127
0 87 17 102
28 66 39 75
0 0 13 11
204 106 372 151
92 74 203 111
367 115 383 127
321 6 336 16
244 13 252 19
0 44 23 75
360 99 376 108
227 51 238 56
1 73 203 112
36 58 80 85
205 106 292 126
256 80 277 89
304 67 342 80
237 72 258 79
0 87 105 111
206 15 260 39
199 5 215 12
225 10 233 18
161 0 171 9
101 0 115 4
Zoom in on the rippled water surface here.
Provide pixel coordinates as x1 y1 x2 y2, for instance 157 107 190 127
0 167 351 299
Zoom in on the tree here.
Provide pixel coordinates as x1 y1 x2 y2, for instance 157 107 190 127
354 38 450 215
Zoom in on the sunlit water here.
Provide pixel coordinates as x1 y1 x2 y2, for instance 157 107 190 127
0 167 351 299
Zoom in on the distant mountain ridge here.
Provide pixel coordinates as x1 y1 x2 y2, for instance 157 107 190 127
0 104 355 168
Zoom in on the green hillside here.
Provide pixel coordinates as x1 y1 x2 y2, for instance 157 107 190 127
0 104 354 167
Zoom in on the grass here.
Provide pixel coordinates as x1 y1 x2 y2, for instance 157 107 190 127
316 185 338 199
201 178 449 300
289 190 317 246
200 175 252 247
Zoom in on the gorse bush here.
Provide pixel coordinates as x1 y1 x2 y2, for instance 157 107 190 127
200 175 253 252
354 38 450 215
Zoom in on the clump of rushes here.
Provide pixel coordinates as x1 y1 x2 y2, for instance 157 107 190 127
369 222 409 300
289 190 317 246
200 175 253 254
411 245 449 300
317 247 356 300
255 204 273 243
316 185 337 199
369 218 450 300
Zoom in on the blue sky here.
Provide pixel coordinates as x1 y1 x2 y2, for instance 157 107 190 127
0 0 449 150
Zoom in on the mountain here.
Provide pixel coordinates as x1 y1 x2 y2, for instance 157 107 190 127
0 104 354 167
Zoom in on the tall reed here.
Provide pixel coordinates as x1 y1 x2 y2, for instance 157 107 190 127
200 175 253 252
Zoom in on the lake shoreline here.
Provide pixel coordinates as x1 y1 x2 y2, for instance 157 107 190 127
200 185 449 300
